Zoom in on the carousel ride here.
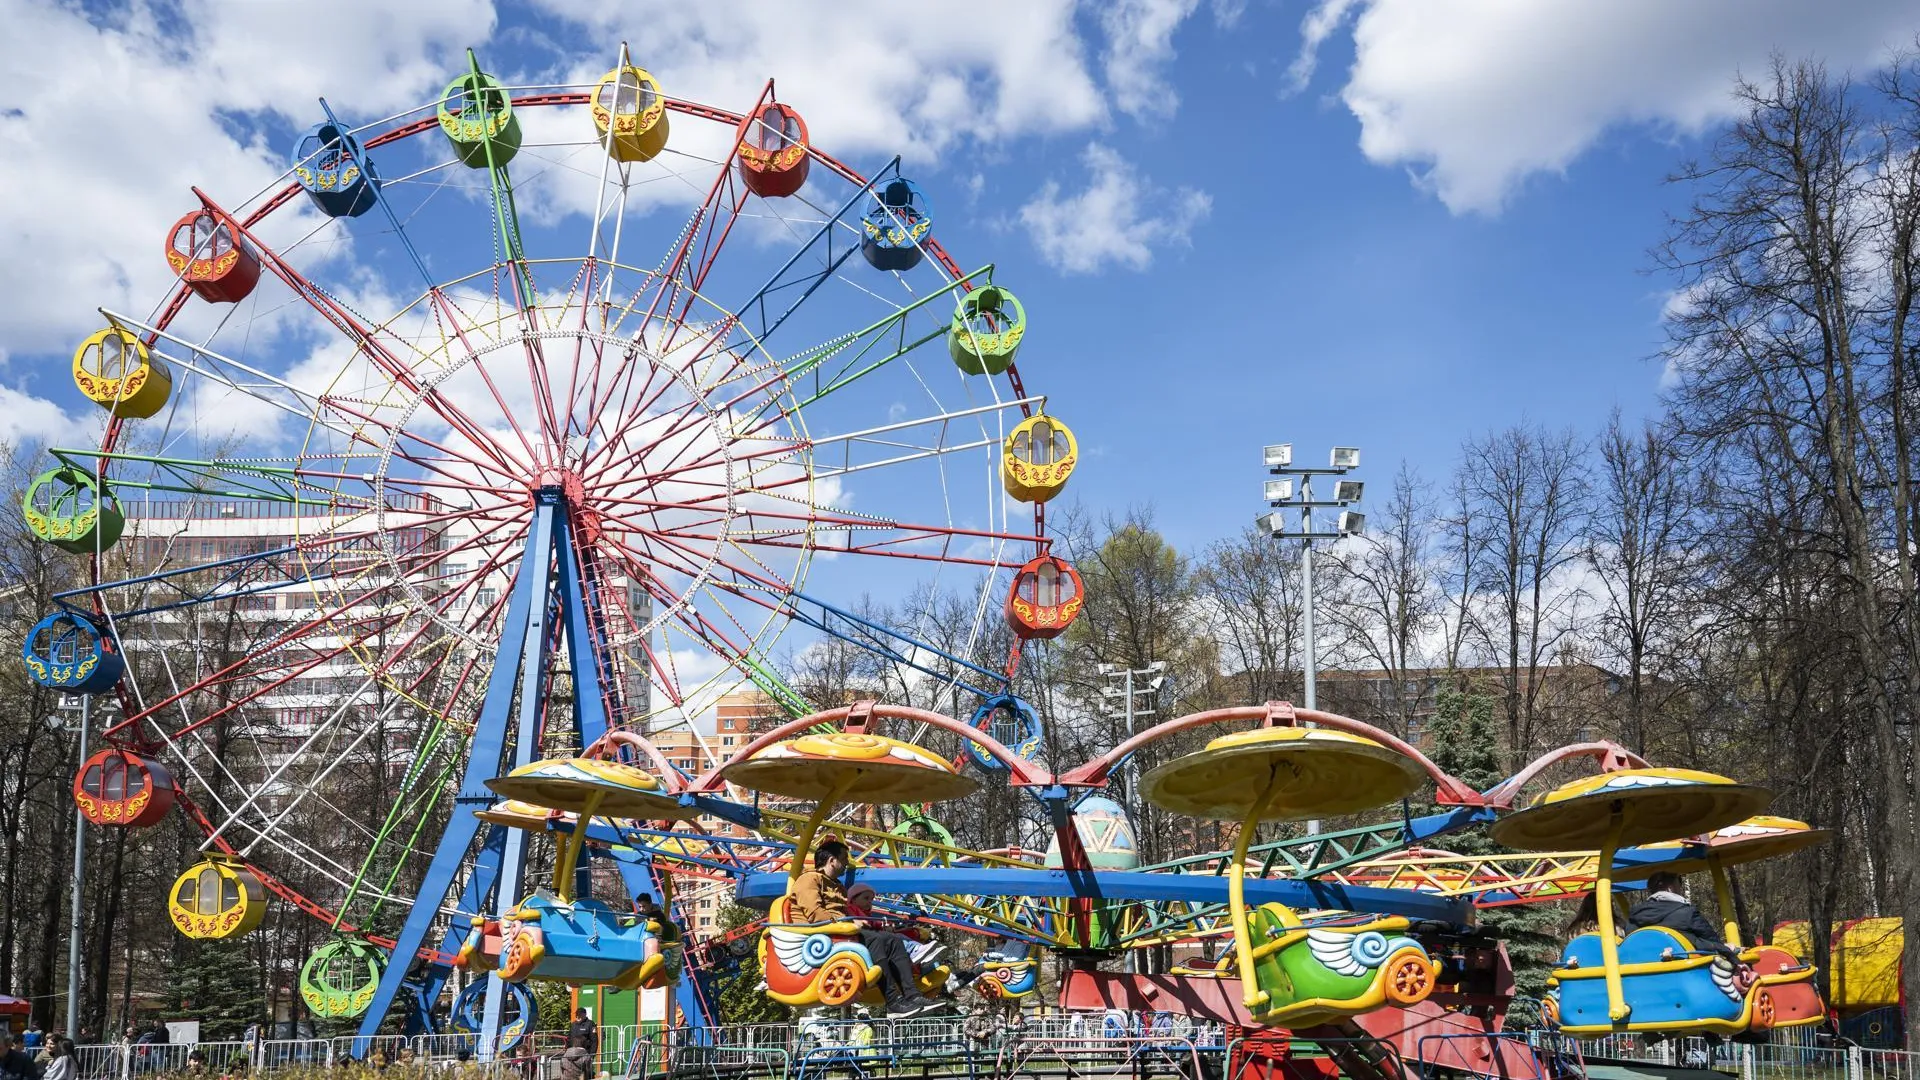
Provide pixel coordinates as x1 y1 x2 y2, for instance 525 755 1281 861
34 43 1837 1078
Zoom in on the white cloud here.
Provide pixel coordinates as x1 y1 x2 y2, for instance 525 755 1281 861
1018 144 1210 273
1284 0 1361 96
526 1 1110 162
1293 0 1920 214
0 382 79 448
1099 0 1202 120
0 0 485 356
2 0 1228 362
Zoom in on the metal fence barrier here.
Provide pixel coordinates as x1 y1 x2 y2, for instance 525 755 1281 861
54 1019 1920 1080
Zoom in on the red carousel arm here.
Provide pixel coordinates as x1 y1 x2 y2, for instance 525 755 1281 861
1479 741 1649 809
689 700 1051 792
1053 701 1488 806
584 729 684 789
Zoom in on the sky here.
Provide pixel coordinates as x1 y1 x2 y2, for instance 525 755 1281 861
3 0 1918 566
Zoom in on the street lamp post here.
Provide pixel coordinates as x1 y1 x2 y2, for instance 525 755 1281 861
1098 660 1166 973
62 694 92 1038
1098 661 1167 802
1259 445 1365 833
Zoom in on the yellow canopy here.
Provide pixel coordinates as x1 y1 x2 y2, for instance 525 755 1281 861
721 732 978 804
474 798 571 829
485 757 689 820
1141 727 1425 822
1490 767 1770 852
1633 815 1831 875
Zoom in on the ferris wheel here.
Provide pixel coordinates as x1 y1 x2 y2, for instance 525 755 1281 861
32 44 1087 1034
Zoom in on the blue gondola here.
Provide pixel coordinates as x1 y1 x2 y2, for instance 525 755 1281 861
293 122 380 218
23 611 125 694
450 980 532 1052
861 178 931 271
968 694 1042 771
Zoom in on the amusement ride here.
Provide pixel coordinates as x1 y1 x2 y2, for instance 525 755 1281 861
33 44 1835 1079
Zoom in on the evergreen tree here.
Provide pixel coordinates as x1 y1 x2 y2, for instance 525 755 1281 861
164 938 265 1039
713 904 789 1025
531 982 573 1032
1423 683 1564 1026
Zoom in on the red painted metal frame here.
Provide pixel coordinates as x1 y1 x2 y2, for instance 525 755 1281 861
1055 701 1488 805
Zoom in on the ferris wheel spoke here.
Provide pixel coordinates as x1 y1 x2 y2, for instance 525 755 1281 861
423 289 545 463
201 675 384 846
103 310 373 448
628 565 804 716
194 193 536 480
101 506 528 744
314 395 526 490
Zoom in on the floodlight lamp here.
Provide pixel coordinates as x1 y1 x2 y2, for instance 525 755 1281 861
1256 511 1283 535
1334 480 1364 504
1145 661 1167 674
1339 510 1367 536
1096 663 1120 676
1264 478 1294 504
1330 447 1361 470
1263 444 1293 468
1147 675 1168 692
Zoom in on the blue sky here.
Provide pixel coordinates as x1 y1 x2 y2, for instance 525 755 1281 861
4 0 1918 588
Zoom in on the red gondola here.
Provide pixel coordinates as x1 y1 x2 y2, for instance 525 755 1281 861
1005 554 1085 640
736 102 811 198
73 749 176 827
163 210 260 304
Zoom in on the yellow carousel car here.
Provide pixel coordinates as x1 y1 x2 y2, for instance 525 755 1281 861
722 727 977 1008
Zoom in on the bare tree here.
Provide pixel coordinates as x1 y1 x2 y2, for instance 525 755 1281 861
1660 56 1920 1038
1582 412 1701 756
1193 527 1304 706
1452 425 1591 765
1322 462 1441 737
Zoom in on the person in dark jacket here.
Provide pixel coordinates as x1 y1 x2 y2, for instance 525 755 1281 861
566 1008 597 1054
2 1035 37 1080
1626 872 1738 956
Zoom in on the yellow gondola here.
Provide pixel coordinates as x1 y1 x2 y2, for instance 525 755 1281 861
168 855 268 939
1142 726 1438 1028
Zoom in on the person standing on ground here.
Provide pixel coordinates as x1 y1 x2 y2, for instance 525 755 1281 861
2 1036 36 1080
566 1008 597 1054
37 1042 70 1080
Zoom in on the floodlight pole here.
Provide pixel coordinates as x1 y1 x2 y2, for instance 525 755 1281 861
1301 483 1316 713
1263 447 1364 836
65 694 91 1038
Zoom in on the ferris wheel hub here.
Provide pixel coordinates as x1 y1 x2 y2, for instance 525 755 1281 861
529 467 588 506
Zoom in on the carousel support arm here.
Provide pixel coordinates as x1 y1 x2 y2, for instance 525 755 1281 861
788 772 859 888
553 791 606 899
1482 742 1651 809
1597 804 1630 1023
586 731 682 790
1232 768 1286 1012
692 701 1050 793
1057 702 1486 806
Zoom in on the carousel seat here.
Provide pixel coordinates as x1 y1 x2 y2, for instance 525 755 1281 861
1243 907 1437 1029
496 892 667 989
761 894 881 1007
1554 927 1822 1035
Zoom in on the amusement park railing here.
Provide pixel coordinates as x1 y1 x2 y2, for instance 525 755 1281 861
57 1019 1920 1080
